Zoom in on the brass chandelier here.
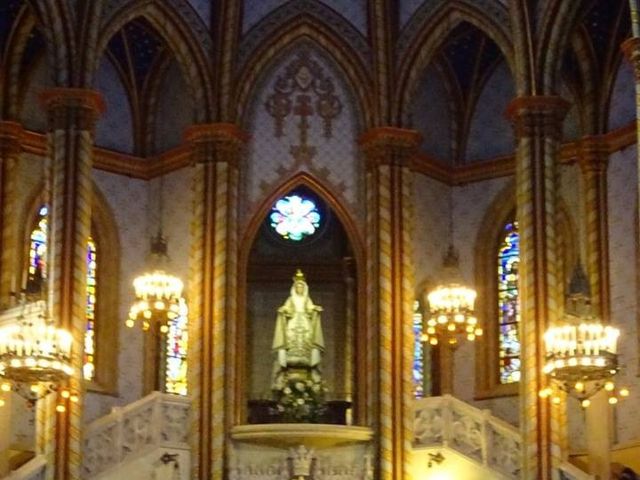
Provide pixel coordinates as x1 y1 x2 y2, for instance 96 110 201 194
0 297 78 409
539 266 629 408
127 175 185 333
424 191 481 347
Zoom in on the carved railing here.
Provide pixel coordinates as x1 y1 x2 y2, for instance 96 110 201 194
413 395 521 479
6 455 46 480
558 462 595 480
82 391 190 479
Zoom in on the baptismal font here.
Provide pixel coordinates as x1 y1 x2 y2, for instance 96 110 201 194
271 270 328 422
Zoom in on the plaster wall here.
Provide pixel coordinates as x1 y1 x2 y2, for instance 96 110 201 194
465 61 515 162
607 145 640 446
410 66 453 163
608 61 636 131
19 56 48 133
85 170 149 423
242 48 362 227
153 61 194 154
452 175 520 427
94 57 134 154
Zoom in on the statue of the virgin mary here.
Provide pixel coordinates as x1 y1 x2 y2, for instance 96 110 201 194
272 270 325 389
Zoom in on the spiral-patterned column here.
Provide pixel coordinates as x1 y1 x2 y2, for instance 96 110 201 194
578 137 610 319
0 121 22 303
185 124 245 480
360 127 420 480
39 88 104 480
507 96 568 480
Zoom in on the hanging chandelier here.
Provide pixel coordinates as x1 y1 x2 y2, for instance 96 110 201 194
424 245 481 347
539 266 629 408
127 233 184 333
0 298 79 410
127 174 185 333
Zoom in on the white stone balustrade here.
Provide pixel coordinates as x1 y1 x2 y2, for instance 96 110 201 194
5 455 46 480
414 394 521 478
558 462 596 480
82 391 190 479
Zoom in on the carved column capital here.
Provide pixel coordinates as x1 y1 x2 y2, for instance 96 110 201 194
506 96 570 139
622 37 640 79
578 136 609 174
184 123 248 166
0 121 24 157
39 88 105 132
358 127 422 169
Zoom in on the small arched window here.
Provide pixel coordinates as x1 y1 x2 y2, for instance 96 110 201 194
164 303 188 396
497 221 520 384
26 205 99 382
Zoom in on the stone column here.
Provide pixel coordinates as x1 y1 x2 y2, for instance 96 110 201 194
506 96 569 480
39 87 104 480
579 138 614 479
184 123 246 480
578 137 610 320
0 121 22 305
360 127 421 480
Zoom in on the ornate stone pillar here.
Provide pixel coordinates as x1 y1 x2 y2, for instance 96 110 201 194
39 87 104 480
506 96 569 480
579 137 614 480
184 123 246 480
359 127 420 480
0 121 22 305
578 137 610 320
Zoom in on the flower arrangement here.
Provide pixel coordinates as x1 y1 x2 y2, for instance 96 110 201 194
274 376 328 423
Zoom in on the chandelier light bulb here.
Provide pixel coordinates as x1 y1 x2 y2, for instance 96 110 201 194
608 397 618 405
581 399 591 408
620 388 630 397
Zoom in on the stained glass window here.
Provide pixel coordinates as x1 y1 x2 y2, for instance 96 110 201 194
165 300 188 396
498 221 521 384
27 205 49 292
270 195 321 241
84 237 97 380
413 300 425 397
27 205 99 381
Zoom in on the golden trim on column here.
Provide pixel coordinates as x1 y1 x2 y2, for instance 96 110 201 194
506 96 569 480
185 123 247 480
39 87 104 480
578 136 610 320
0 121 23 304
360 127 421 480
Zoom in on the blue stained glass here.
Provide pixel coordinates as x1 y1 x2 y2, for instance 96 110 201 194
270 195 321 241
413 300 424 397
498 221 521 384
165 301 188 396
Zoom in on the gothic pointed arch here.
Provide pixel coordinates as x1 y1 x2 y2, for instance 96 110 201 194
394 0 514 123
235 22 372 128
241 172 364 268
24 0 75 85
20 181 121 393
95 0 214 121
537 0 586 94
1 4 38 118
474 181 577 398
237 172 367 423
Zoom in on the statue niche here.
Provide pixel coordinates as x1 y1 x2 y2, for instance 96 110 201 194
272 269 325 389
270 270 329 423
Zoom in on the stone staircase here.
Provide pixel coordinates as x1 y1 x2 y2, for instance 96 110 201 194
7 392 601 479
81 391 190 479
3 455 46 480
413 395 594 480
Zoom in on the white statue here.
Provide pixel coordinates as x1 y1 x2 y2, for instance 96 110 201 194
272 270 324 389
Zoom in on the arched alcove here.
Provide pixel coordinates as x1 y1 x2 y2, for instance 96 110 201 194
240 179 363 425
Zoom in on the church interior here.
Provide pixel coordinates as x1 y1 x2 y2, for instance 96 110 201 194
0 0 640 479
